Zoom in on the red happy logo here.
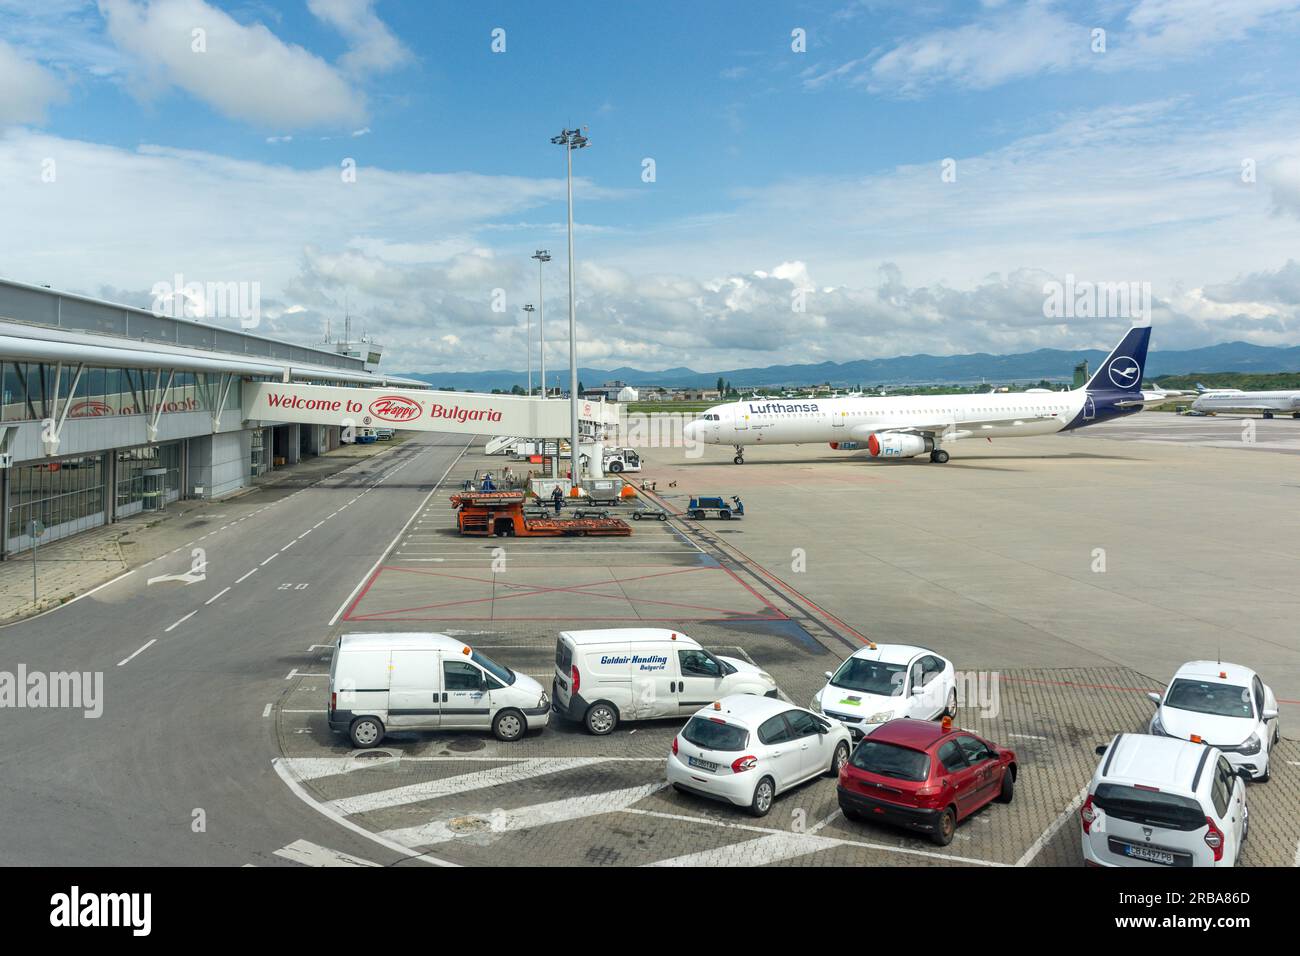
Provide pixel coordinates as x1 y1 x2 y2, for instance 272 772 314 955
69 401 114 418
368 395 422 422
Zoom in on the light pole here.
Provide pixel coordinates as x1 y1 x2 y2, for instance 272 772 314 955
522 304 535 395
552 127 588 492
531 250 550 398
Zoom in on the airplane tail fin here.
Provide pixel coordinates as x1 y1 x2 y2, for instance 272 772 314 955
1084 326 1150 393
1195 382 1208 393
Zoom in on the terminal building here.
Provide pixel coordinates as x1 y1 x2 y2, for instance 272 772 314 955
0 277 424 559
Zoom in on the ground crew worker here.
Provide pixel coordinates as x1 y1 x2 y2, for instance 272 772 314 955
551 485 564 514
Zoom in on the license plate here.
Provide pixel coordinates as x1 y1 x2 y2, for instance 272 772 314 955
688 756 719 773
1120 842 1175 865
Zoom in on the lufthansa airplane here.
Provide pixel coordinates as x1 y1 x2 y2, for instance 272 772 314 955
683 326 1159 464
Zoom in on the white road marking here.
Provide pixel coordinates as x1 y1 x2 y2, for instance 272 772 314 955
809 809 841 835
235 568 258 584
1016 787 1087 867
649 830 841 867
280 540 296 552
328 437 473 626
273 839 380 868
285 669 298 680
278 754 660 782
117 639 156 666
164 610 197 632
263 703 272 718
1009 733 1048 741
261 554 278 565
205 587 231 605
270 758 455 867
380 783 666 848
329 757 603 816
626 808 1005 866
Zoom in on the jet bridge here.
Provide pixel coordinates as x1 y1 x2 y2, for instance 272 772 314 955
242 381 620 438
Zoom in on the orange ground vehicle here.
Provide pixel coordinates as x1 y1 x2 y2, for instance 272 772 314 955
450 491 631 537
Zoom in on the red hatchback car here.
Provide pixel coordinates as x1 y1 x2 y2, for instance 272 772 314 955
837 718 1017 845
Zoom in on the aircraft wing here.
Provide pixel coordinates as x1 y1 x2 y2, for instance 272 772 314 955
1115 395 1195 409
851 413 1061 441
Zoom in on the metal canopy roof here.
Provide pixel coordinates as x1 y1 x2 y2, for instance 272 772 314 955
0 320 426 387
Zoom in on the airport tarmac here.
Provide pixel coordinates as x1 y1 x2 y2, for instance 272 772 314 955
273 416 1298 868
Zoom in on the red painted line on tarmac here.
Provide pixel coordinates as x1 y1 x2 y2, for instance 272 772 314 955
347 613 788 623
340 566 382 622
995 674 1161 695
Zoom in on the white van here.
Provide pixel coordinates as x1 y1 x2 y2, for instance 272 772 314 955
551 628 778 735
328 633 550 747
1081 733 1250 867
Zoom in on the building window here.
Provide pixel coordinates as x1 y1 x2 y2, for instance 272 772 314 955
7 455 107 551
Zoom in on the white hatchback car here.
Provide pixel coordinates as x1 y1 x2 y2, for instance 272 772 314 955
1082 733 1249 867
810 643 957 739
1147 661 1280 782
667 695 852 817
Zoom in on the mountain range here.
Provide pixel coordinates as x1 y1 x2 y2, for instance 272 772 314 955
393 340 1300 392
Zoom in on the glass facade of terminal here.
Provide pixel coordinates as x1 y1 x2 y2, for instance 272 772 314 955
7 455 108 548
0 363 230 422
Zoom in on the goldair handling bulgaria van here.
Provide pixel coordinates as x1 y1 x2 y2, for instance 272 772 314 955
552 628 779 734
328 633 551 747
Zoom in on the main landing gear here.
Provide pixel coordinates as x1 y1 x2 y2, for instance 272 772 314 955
733 445 745 465
929 449 950 464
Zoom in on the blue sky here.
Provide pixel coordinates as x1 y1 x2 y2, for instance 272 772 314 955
3 1 1300 373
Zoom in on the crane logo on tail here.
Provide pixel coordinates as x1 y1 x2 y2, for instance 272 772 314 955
1107 356 1141 389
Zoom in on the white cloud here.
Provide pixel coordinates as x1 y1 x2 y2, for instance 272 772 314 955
307 0 412 74
97 0 366 128
809 1 1300 95
3 99 1300 372
0 39 65 124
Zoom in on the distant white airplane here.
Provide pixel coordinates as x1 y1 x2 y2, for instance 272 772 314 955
1141 382 1194 403
683 326 1167 464
1191 383 1300 418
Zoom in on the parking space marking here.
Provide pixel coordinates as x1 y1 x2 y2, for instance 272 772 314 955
328 757 604 816
625 808 1005 866
1015 787 1087 867
273 839 381 867
648 830 841 867
271 759 457 867
379 783 667 848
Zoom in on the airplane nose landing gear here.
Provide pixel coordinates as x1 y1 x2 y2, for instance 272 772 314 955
929 449 950 463
733 445 745 464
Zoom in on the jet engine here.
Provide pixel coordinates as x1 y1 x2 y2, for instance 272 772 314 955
867 432 933 458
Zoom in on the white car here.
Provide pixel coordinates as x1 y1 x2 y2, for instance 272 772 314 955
810 643 957 739
667 695 852 817
1147 661 1280 782
1082 733 1249 867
